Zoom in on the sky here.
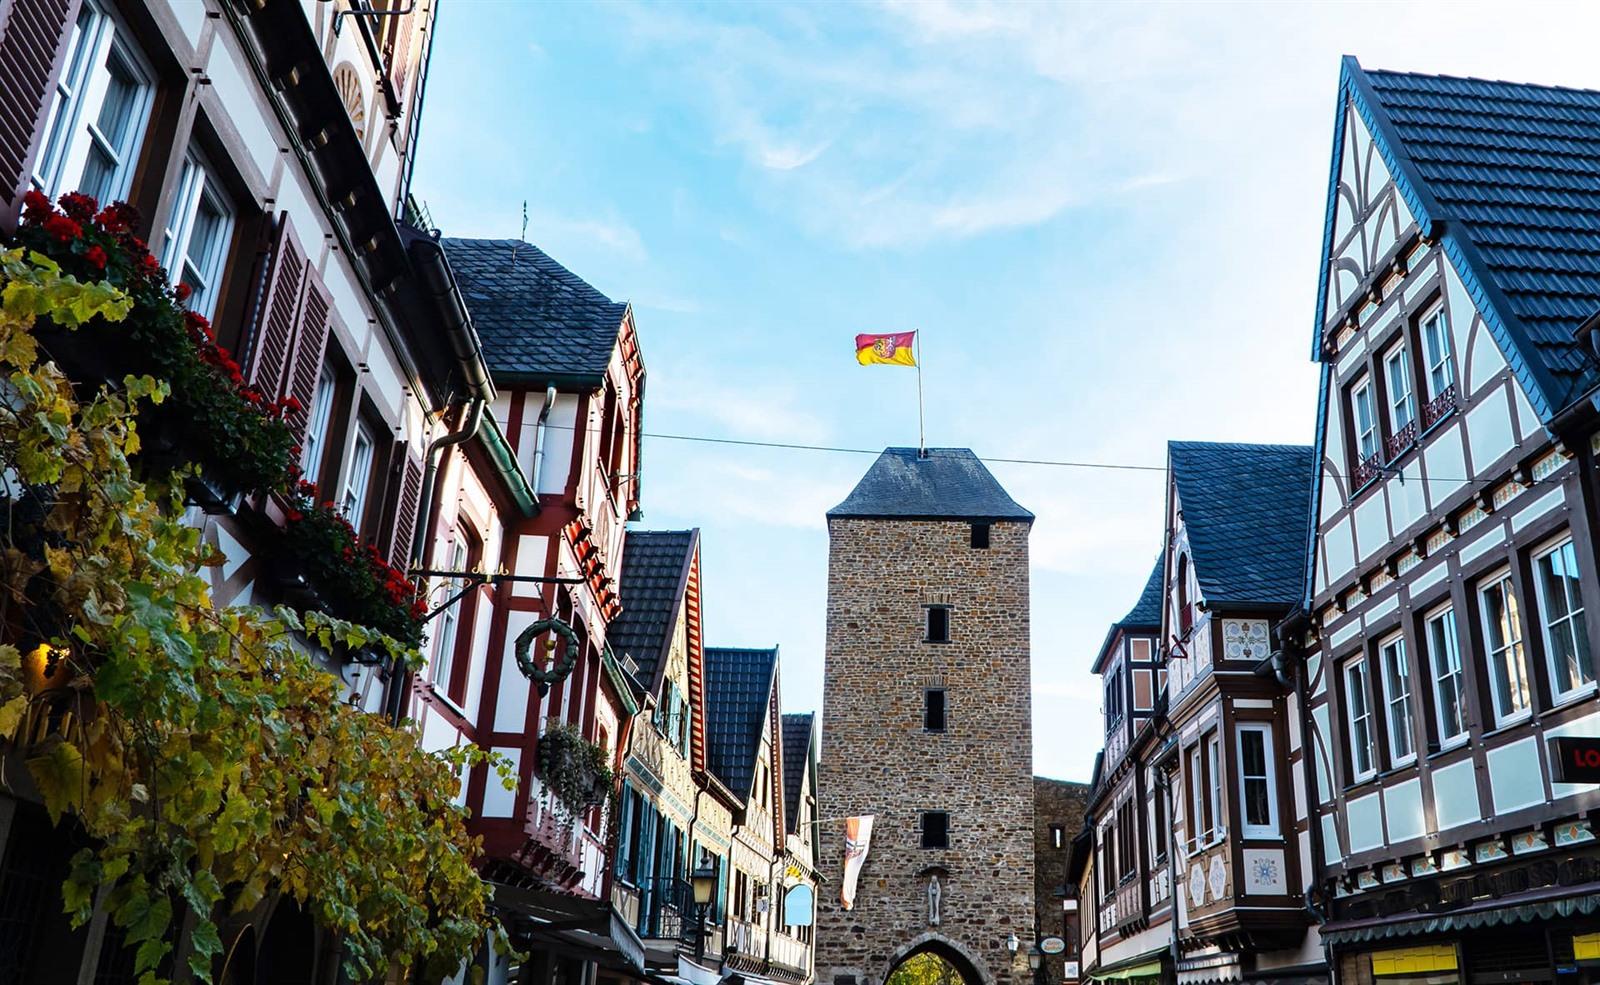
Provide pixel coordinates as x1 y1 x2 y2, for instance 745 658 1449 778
411 0 1600 782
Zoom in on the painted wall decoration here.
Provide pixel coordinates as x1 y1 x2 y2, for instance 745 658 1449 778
1242 849 1286 896
1207 854 1229 902
1222 620 1270 663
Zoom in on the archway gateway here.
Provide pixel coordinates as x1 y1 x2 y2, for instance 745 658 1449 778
885 939 988 985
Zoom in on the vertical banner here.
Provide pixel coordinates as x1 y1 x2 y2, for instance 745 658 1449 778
840 815 874 911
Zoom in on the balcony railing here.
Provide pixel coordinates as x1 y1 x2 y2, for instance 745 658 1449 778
1421 383 1458 431
1384 419 1419 463
1351 449 1384 490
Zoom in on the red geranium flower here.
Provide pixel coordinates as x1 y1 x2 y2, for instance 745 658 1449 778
58 191 97 222
42 214 82 243
175 283 192 302
85 245 107 270
22 190 51 222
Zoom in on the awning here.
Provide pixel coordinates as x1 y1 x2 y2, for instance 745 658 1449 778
1093 960 1164 981
1320 881 1600 947
492 880 648 973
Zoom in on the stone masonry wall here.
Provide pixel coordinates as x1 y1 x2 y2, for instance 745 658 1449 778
1034 778 1088 984
818 518 1034 985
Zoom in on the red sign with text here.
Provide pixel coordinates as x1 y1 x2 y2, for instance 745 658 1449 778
1551 737 1600 783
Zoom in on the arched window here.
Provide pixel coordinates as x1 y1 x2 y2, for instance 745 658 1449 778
1177 553 1194 635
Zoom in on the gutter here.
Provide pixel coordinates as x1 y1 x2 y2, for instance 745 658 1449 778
474 414 538 519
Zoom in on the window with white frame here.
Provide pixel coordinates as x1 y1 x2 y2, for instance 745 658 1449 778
341 423 377 529
1421 305 1454 400
1235 724 1277 838
1425 606 1469 747
301 365 337 484
1205 733 1222 839
1378 635 1416 766
1385 342 1415 434
1351 376 1378 462
1188 746 1204 846
160 151 235 320
1344 657 1376 781
431 538 469 694
32 0 153 203
1533 538 1593 701
1479 573 1532 725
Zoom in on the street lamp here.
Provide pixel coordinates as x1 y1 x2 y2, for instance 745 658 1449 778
1007 933 1020 954
690 866 718 960
1028 947 1043 973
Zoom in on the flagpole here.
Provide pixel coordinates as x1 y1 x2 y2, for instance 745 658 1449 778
916 331 926 457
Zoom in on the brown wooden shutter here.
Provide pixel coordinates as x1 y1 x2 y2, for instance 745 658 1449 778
282 263 332 443
384 7 417 101
0 0 81 233
388 449 424 567
245 214 307 397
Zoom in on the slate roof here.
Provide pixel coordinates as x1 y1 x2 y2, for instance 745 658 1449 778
1118 558 1164 629
1169 441 1314 609
609 530 697 687
704 646 778 799
1326 58 1600 418
780 712 815 835
442 237 628 383
828 448 1033 521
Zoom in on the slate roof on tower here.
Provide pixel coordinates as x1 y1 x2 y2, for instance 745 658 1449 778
442 237 629 383
1169 441 1314 609
704 646 779 798
1320 57 1600 418
780 712 815 835
828 448 1033 522
1092 556 1165 673
610 530 697 687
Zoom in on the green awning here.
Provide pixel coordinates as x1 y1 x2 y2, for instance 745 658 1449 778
1091 961 1164 981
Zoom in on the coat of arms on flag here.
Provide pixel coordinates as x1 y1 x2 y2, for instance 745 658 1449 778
855 332 917 367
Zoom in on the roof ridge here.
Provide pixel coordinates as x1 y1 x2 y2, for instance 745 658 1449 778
1365 66 1600 100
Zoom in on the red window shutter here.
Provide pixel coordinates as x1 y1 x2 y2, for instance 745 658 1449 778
245 214 307 398
389 450 423 567
0 0 82 233
282 263 332 443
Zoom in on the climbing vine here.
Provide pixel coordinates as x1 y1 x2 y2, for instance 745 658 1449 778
0 246 506 982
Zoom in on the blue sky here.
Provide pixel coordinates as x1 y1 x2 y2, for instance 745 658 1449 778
412 1 1600 781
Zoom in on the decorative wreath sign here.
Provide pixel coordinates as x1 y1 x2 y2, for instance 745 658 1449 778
514 616 581 695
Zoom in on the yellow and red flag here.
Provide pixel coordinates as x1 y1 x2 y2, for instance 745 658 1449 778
855 331 917 367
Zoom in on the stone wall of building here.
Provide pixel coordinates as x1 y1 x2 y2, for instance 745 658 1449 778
818 517 1035 985
1034 778 1089 984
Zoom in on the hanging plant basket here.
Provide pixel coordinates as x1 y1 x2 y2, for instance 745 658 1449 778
538 723 611 814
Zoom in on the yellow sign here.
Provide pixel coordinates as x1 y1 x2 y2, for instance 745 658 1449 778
1575 933 1600 962
1371 945 1458 976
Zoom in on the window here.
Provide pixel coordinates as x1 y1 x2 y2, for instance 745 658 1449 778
340 423 377 529
1378 636 1416 766
301 365 337 484
1351 376 1378 462
1236 724 1278 838
971 522 990 549
925 605 951 644
430 538 469 695
1205 733 1222 838
1050 824 1064 850
32 0 153 203
924 688 947 732
1385 342 1415 434
919 811 949 850
1533 538 1593 701
1104 667 1123 727
1426 607 1469 748
1149 783 1168 861
1421 305 1454 399
1479 573 1532 725
1188 746 1205 845
161 151 235 319
1344 658 1376 781
1176 554 1194 635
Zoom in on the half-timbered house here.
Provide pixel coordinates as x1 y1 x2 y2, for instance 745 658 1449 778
0 0 477 979
1159 442 1322 985
610 528 740 984
707 645 793 985
1296 58 1600 985
1083 561 1173 985
779 712 821 985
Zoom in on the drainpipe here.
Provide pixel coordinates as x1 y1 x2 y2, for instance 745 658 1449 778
531 385 557 495
383 397 483 725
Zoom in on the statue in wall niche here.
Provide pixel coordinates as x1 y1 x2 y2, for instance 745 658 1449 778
927 874 941 926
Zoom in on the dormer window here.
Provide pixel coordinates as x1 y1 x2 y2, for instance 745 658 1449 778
1176 554 1194 635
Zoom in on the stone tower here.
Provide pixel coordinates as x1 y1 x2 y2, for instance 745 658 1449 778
818 448 1035 985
